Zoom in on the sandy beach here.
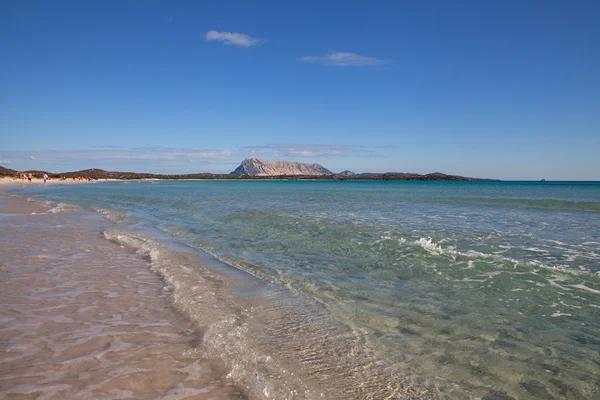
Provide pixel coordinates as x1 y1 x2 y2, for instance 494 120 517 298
0 176 49 186
0 194 245 399
0 177 116 186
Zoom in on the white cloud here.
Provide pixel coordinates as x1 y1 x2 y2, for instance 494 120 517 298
205 30 262 47
2 144 385 174
29 155 36 160
0 157 10 165
243 143 380 158
299 52 385 66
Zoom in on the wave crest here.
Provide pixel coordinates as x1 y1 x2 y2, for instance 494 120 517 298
102 227 329 399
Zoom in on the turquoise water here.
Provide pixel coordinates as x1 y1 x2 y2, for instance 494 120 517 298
19 181 600 399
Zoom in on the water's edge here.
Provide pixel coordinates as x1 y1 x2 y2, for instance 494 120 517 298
3 191 438 399
4 180 600 400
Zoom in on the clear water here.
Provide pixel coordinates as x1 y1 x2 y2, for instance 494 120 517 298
18 180 600 399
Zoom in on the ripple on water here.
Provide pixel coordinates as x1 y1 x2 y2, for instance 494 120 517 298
0 209 246 399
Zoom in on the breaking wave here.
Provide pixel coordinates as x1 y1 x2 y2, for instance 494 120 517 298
102 228 314 399
413 236 599 277
47 202 81 214
102 227 436 400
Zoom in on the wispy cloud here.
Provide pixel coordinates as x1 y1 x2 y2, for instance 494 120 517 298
242 143 382 157
3 144 384 174
299 52 386 66
205 30 262 47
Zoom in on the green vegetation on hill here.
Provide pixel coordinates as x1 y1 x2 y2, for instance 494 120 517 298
1 166 496 181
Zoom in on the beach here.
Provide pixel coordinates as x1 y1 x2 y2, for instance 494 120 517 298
0 177 116 186
0 176 53 186
0 194 245 399
0 188 438 400
1 180 599 399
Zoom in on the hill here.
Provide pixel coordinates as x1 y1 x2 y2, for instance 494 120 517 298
230 158 333 176
1 161 497 181
0 166 17 176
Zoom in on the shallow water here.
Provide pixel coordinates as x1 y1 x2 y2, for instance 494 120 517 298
0 200 246 399
10 180 600 399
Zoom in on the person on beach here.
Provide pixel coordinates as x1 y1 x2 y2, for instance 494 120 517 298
21 172 25 184
28 173 32 184
43 173 48 186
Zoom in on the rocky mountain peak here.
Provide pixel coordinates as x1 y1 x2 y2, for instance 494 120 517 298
230 158 334 176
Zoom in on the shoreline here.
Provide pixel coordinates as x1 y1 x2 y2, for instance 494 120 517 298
0 195 246 399
3 181 595 398
0 176 120 186
0 192 438 399
0 176 514 186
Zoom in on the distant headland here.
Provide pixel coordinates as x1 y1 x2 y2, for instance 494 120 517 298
0 159 498 181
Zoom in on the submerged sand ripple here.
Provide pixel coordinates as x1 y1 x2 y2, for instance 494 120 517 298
0 205 245 399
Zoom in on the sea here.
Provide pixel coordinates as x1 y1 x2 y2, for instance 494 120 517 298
11 180 600 399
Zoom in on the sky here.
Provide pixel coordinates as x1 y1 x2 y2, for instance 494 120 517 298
1 0 599 180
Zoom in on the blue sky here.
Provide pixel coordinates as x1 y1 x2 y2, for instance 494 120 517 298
1 0 598 179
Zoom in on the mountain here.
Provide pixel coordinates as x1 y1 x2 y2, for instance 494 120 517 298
230 158 334 176
338 170 355 176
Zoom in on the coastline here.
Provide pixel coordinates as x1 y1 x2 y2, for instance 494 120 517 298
0 177 119 186
0 191 438 400
5 180 596 398
0 194 246 399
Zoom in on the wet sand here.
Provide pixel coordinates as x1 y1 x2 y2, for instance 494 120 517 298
0 195 245 399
